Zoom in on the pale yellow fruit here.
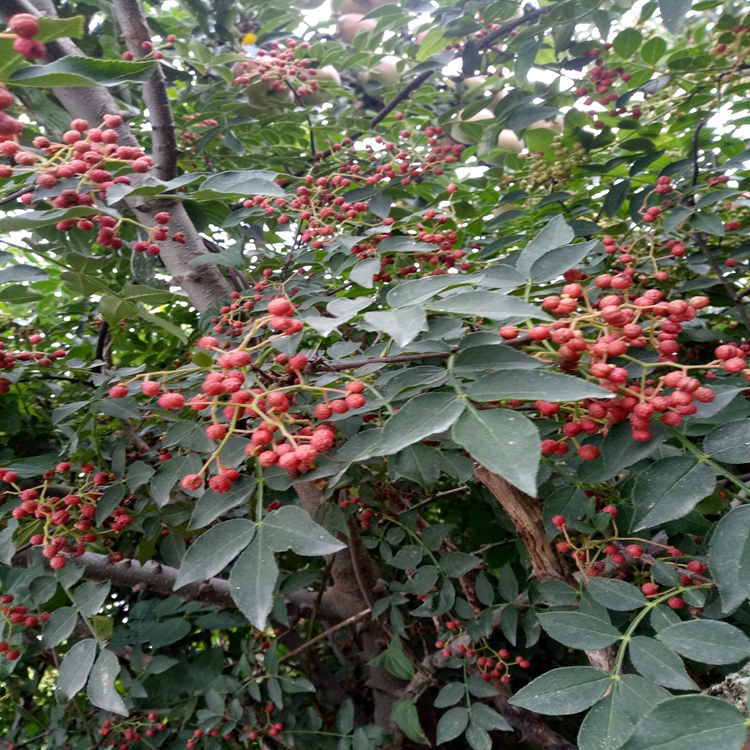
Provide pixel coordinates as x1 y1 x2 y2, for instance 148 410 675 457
338 14 377 43
338 0 373 14
527 116 563 132
300 65 341 105
360 55 408 88
449 108 494 144
446 76 487 92
231 58 294 111
477 129 523 166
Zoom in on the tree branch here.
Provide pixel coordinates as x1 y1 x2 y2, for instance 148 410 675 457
692 232 750 331
0 186 34 207
111 0 178 181
475 466 616 673
0 0 233 314
279 608 371 663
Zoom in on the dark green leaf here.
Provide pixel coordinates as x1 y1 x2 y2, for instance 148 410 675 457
229 535 278 630
704 420 750 463
382 393 466 455
426 291 550 321
470 703 511 732
587 579 646 611
619 695 747 750
391 701 429 744
435 682 465 708
628 636 698 691
631 457 716 530
657 620 750 664
452 408 540 496
363 306 428 347
194 170 284 198
440 552 479 577
262 506 346 556
509 667 612 715
74 581 111 617
42 606 77 648
436 707 469 744
709 505 750 613
538 612 622 650
57 638 97 699
175 520 256 589
516 215 574 278
467 370 613 403
603 180 630 217
95 484 126 527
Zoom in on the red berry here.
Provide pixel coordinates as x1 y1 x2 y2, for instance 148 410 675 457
667 596 685 610
551 515 566 528
626 544 643 558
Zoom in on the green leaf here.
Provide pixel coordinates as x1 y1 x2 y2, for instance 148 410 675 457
436 707 469 744
426 292 551 321
175 520 256 589
377 236 435 254
452 408 540 496
630 457 716 530
126 461 155 491
262 506 346 556
538 612 622 650
613 28 642 57
416 27 448 61
381 393 466 455
363 306 428 347
95 484 126 527
453 344 542 374
586 579 646 611
475 571 495 606
704 419 750 463
391 701 429 744
503 106 560 131
229 535 278 630
337 700 355 734
619 695 747 750
150 454 203 508
0 285 44 303
369 637 414 680
657 620 750 665
470 703 511 732
628 636 698 691
467 370 613 403
189 476 256 529
9 56 158 87
509 667 612 715
467 675 499 698
498 564 519 602
440 552 480 577
87 649 128 716
192 170 284 198
641 36 667 64
435 682 465 708
709 504 750 613
659 0 693 33
578 675 671 750
604 180 630 217
529 240 600 283
516 215 574 279
543 487 587 539
57 638 97 699
689 212 725 236
74 581 111 617
0 264 48 283
37 16 85 42
42 606 77 648
391 545 423 570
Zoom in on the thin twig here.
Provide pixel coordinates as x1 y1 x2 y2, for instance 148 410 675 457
279 608 371 663
401 486 468 514
0 185 34 207
692 232 750 331
691 118 708 188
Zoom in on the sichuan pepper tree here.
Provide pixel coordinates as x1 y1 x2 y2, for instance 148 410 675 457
1 0 750 748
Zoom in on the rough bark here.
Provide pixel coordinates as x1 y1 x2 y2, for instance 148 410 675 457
475 466 616 673
0 0 234 313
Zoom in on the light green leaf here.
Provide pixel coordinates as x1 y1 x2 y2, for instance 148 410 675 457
363 305 428 347
9 56 157 87
628 636 698 691
538 612 622 650
467 369 613 403
57 638 97 699
229 534 278 630
657 620 750 665
87 649 128 716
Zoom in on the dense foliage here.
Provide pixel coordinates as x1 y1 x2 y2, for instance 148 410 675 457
2 0 750 748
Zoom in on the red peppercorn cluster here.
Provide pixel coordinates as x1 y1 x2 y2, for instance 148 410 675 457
232 38 314 95
0 593 50 662
572 48 638 128
98 714 167 747
6 13 46 60
0 332 67 376
5 462 134 568
122 33 177 61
